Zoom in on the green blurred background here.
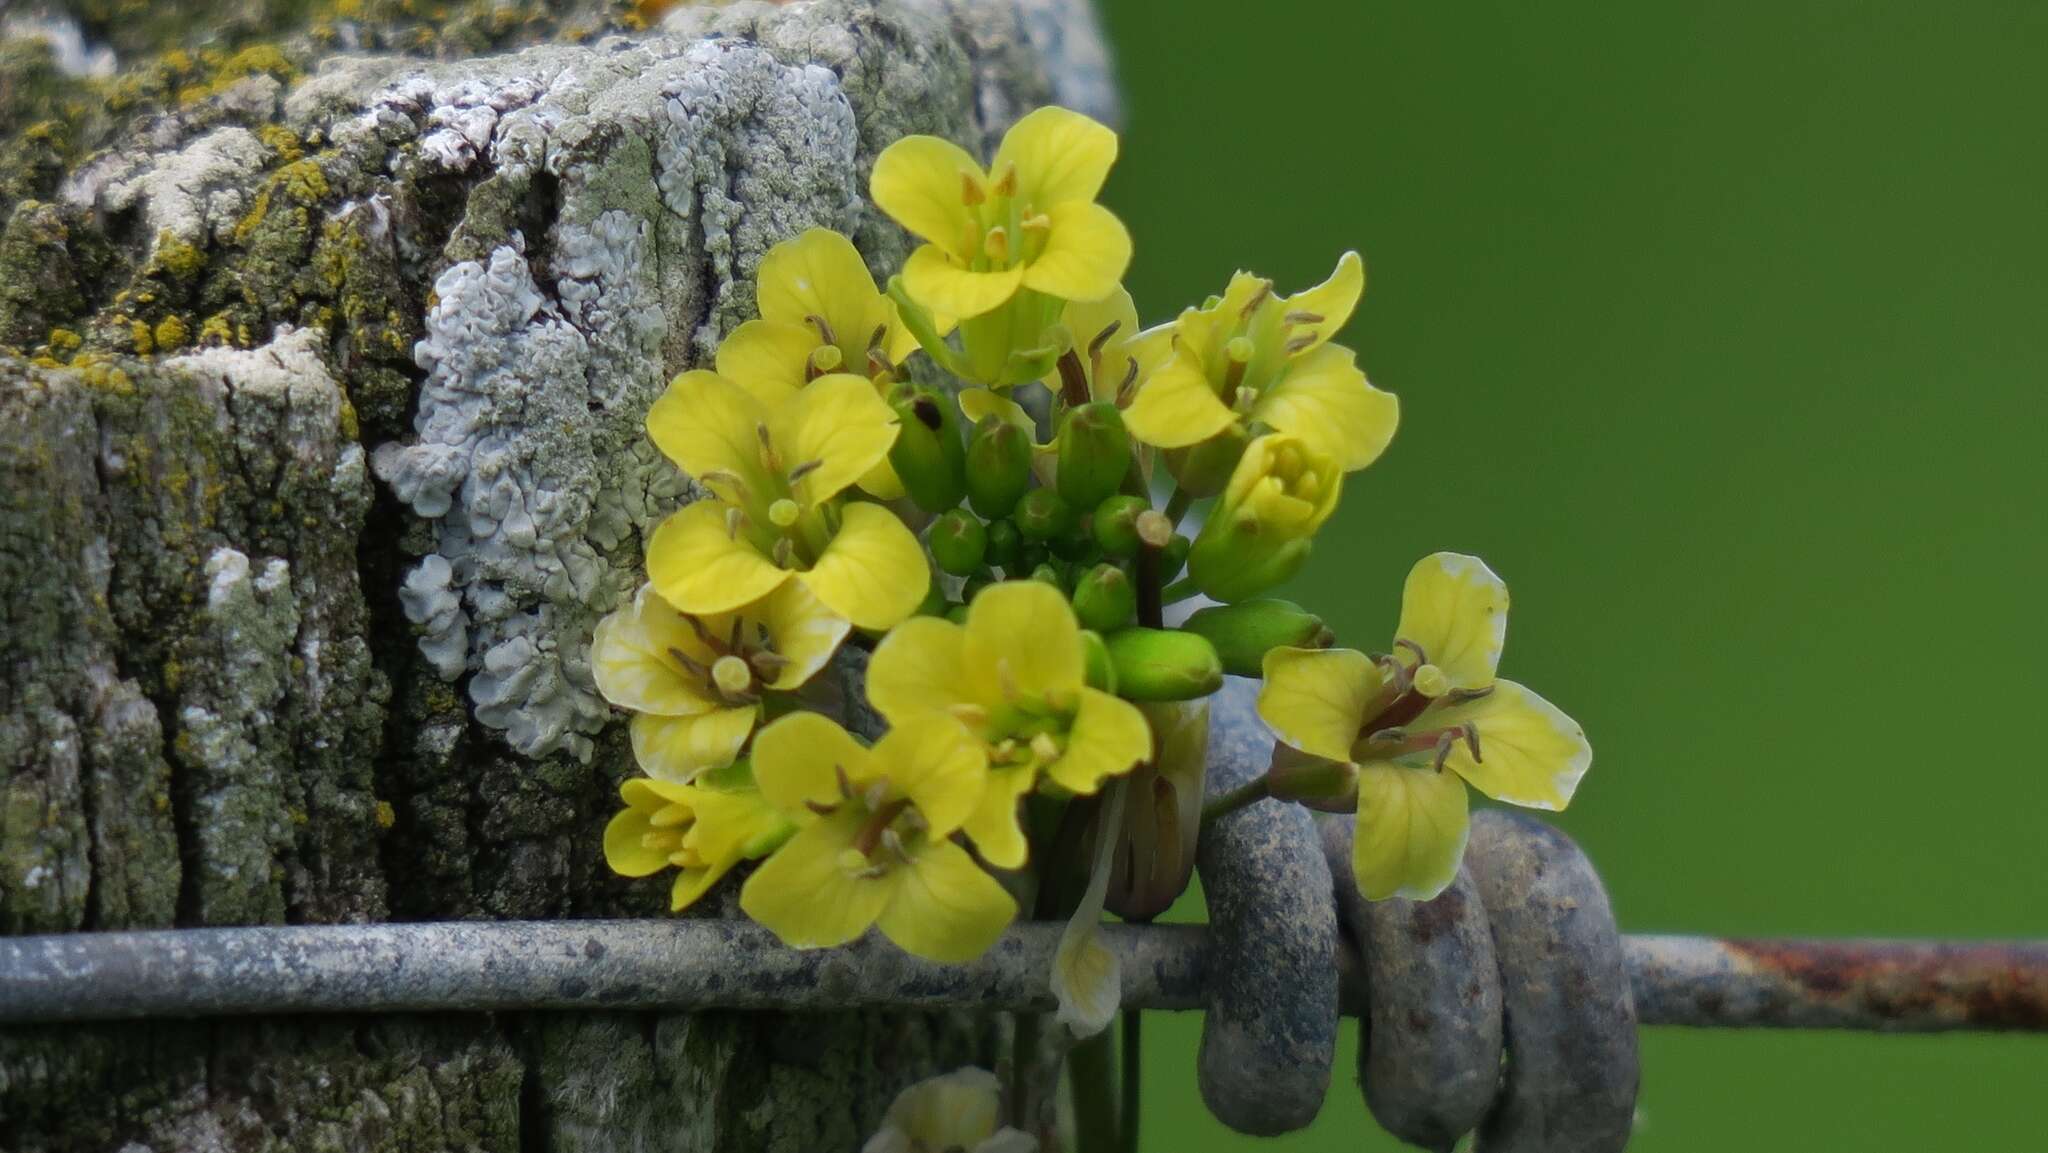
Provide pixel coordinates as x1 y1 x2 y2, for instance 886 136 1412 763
1096 1 2048 1148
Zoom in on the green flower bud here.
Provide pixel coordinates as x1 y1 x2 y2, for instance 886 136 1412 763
984 517 1023 573
961 571 996 604
1102 627 1223 701
1186 433 1340 602
1071 562 1136 632
928 509 987 576
1163 424 1251 497
946 602 972 625
1092 494 1149 558
1019 540 1050 574
1161 533 1191 581
914 580 951 618
1013 487 1075 542
1029 561 1067 589
1180 598 1335 677
886 383 968 513
1056 401 1132 511
965 415 1032 519
1081 629 1117 693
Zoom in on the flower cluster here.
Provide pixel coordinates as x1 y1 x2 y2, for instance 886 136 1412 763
590 107 1591 1011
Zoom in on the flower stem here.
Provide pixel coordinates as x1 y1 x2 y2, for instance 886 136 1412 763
1159 577 1197 606
1200 775 1270 826
1119 1009 1142 1153
1163 488 1195 528
1067 1025 1117 1153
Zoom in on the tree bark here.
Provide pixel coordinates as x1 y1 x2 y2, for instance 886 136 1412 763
0 2 1113 1148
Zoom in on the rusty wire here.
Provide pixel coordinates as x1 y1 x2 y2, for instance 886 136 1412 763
0 918 2041 1031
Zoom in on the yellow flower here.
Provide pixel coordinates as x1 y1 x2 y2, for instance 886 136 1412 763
1122 252 1398 474
866 581 1152 869
871 106 1131 321
602 767 796 912
715 229 924 499
1185 433 1342 602
1256 552 1591 901
739 711 1018 962
958 285 1153 444
643 369 929 629
862 1067 1035 1153
590 582 851 781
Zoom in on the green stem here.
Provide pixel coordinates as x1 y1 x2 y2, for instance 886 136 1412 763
1200 775 1270 826
1162 488 1195 528
1159 577 1198 606
1068 1026 1118 1153
1119 1010 1142 1153
1011 1010 1045 1135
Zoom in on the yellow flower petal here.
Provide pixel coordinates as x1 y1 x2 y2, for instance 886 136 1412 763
871 713 988 838
754 227 884 333
1428 679 1590 811
1120 352 1235 449
902 245 1026 320
877 1068 1008 1152
866 615 977 727
1020 201 1131 303
629 707 757 782
750 710 873 815
620 776 696 811
645 370 773 498
646 501 789 617
799 501 931 630
1044 687 1150 796
857 455 908 501
774 372 899 506
1279 250 1365 351
962 580 1084 701
680 785 795 867
871 135 985 260
1395 552 1509 692
740 811 896 949
874 838 1017 962
753 579 852 692
602 805 667 877
1255 343 1399 473
957 387 1037 436
962 764 1034 870
715 318 816 393
588 589 720 716
1257 646 1380 762
992 105 1119 209
670 858 740 912
1352 761 1470 901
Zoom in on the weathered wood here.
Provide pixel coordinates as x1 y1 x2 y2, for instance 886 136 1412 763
0 2 1113 1148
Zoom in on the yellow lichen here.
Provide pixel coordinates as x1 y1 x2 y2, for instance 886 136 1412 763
198 313 237 347
258 123 305 164
47 328 81 354
129 321 154 355
374 800 397 829
154 316 189 351
150 232 208 279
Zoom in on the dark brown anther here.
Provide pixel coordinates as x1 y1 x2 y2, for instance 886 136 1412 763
749 649 791 679
1284 333 1317 355
1283 310 1325 325
1431 730 1457 773
851 798 911 856
1087 320 1122 361
1461 721 1483 763
1114 357 1140 407
867 348 897 381
867 322 888 352
665 646 708 678
833 763 855 800
685 614 723 653
787 458 824 484
805 313 837 347
1055 347 1092 407
1240 280 1273 317
803 798 839 816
